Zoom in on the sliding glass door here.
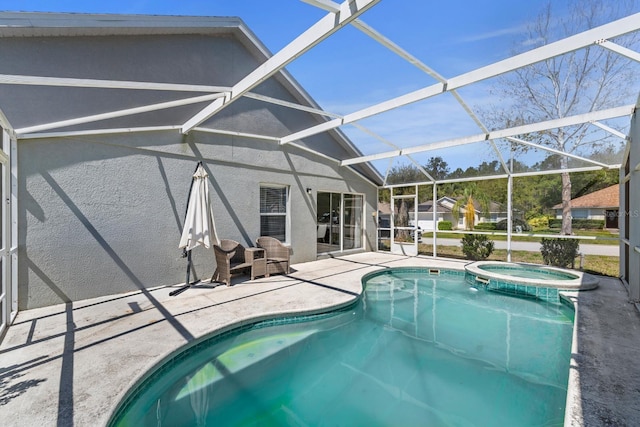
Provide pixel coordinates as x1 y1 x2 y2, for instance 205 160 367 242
343 194 363 250
317 192 363 254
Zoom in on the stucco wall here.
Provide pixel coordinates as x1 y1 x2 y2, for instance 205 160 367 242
18 130 377 309
8 31 379 309
554 208 606 220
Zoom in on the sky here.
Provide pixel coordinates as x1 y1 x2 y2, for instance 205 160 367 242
2 0 639 176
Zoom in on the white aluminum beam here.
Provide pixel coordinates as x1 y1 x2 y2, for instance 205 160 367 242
0 133 8 164
383 174 510 188
350 17 514 175
486 105 634 140
281 13 640 145
506 137 610 168
193 127 281 142
0 73 347 120
342 104 634 166
17 125 180 140
349 122 434 179
300 0 340 12
406 156 435 182
243 92 342 118
381 163 620 187
382 158 394 186
590 120 629 140
305 0 492 135
352 19 445 83
512 165 612 178
181 0 382 134
346 149 403 165
15 93 226 135
597 40 640 63
0 107 14 136
195 126 344 167
446 14 640 89
288 141 343 165
349 122 397 149
0 73 230 93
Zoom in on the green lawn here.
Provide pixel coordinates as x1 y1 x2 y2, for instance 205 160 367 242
423 229 619 245
417 244 619 277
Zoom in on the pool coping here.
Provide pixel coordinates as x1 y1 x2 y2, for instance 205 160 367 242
1 253 638 426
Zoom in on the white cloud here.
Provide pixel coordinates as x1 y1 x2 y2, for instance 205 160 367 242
454 23 528 44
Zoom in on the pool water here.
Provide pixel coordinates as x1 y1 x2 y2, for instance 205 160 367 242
111 269 574 427
478 264 578 280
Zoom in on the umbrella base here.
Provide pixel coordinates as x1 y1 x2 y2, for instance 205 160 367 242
169 280 201 296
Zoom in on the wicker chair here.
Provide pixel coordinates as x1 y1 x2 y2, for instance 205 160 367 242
256 236 290 275
212 239 266 285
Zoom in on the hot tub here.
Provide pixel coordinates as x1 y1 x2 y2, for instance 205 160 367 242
465 261 599 292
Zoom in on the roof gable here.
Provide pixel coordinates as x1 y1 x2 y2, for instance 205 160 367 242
0 12 382 185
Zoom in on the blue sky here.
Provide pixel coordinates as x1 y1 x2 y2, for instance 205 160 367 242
2 0 639 175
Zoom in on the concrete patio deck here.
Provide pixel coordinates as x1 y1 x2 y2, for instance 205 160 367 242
1 252 639 426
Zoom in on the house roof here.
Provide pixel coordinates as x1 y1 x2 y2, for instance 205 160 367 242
553 184 619 209
417 200 452 214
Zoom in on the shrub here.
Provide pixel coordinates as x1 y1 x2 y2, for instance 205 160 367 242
474 222 497 231
495 218 531 232
540 238 580 268
461 235 495 261
549 219 562 229
572 219 605 230
438 221 452 230
548 218 604 230
527 216 549 230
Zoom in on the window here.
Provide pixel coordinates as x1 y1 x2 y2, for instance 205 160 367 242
571 209 589 219
260 185 288 242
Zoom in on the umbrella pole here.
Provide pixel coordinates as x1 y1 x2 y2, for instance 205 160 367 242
170 161 203 297
170 250 193 296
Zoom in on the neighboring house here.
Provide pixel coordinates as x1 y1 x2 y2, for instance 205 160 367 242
379 197 514 231
553 184 619 229
431 197 511 230
412 198 455 230
0 12 382 309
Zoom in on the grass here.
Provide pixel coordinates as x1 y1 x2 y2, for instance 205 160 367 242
423 229 619 245
416 243 619 277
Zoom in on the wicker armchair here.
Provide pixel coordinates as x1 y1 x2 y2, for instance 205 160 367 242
212 239 266 285
256 236 290 275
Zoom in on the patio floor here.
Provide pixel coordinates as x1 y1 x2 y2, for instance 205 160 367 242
0 252 639 426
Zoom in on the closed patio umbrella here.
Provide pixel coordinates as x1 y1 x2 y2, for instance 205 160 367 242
171 161 219 296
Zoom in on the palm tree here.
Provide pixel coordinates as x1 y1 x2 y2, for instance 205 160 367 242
451 184 491 230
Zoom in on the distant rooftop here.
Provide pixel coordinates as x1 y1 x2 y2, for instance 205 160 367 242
553 184 619 209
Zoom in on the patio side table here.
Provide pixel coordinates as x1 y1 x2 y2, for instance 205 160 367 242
245 247 267 280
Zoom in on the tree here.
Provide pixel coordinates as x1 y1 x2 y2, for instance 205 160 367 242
425 156 450 180
484 0 639 234
451 183 491 230
384 164 426 240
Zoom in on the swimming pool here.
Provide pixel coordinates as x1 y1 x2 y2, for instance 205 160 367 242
110 267 574 426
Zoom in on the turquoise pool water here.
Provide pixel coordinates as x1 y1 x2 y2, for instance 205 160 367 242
110 268 574 426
